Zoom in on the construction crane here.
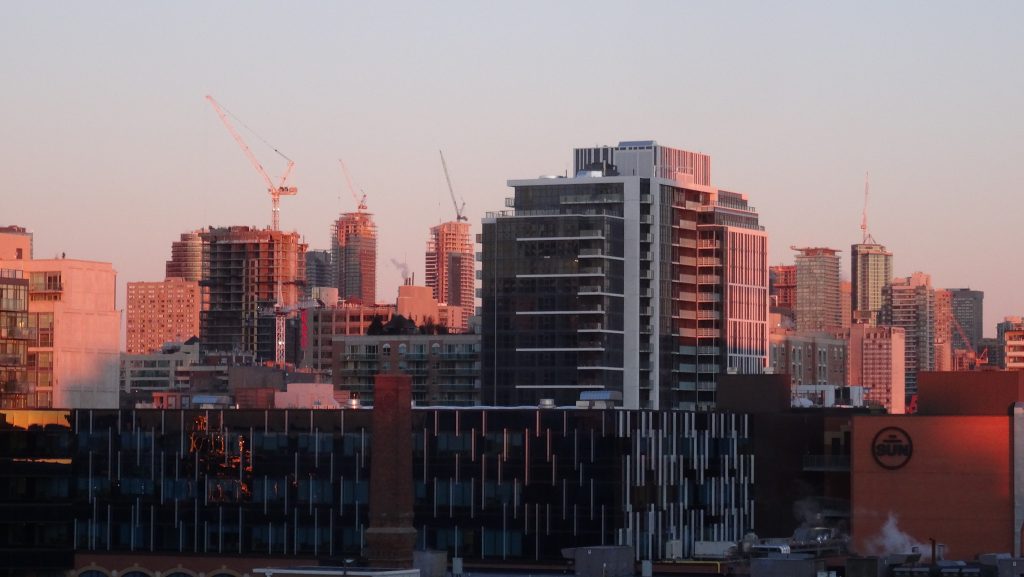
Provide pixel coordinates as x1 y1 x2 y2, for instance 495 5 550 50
338 159 367 212
206 95 297 366
950 315 989 370
205 95 297 231
860 171 876 244
439 150 467 222
260 297 323 367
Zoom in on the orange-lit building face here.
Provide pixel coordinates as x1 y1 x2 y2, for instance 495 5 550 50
852 415 1012 560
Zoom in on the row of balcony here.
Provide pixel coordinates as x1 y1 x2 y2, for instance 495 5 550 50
0 327 37 340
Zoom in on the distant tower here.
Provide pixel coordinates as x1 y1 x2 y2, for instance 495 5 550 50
851 173 893 326
165 229 206 282
948 288 984 353
882 272 935 396
425 220 474 329
793 247 842 331
304 249 333 298
331 212 377 305
200 226 306 361
126 278 201 354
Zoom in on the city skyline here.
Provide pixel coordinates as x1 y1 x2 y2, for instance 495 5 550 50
2 2 1021 331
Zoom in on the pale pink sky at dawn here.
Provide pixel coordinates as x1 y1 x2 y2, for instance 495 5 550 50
2 1 1021 335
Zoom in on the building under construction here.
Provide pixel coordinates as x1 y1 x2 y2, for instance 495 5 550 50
425 220 474 330
331 211 376 304
199 226 306 361
164 229 206 282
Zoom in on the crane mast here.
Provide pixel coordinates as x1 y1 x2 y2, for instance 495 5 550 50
205 95 297 231
439 150 467 222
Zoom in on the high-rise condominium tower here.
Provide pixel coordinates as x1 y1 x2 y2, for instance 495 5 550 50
851 242 892 325
882 272 935 395
165 230 206 282
305 250 333 298
481 141 767 409
126 278 201 354
332 212 376 305
425 221 474 329
948 288 983 352
794 247 842 331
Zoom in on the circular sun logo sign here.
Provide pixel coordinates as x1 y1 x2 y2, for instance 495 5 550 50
872 427 913 470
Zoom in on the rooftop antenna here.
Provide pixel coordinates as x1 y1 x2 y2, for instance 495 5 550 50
860 171 876 244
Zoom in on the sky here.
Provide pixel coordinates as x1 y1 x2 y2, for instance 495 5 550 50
2 1 1022 335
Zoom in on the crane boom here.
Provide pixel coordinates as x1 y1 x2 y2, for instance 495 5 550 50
439 150 466 221
205 95 297 231
338 159 367 211
951 315 988 369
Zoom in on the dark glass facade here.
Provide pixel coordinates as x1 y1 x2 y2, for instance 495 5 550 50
481 183 628 406
0 407 754 572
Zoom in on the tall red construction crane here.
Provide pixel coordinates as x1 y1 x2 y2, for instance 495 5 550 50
951 315 989 370
205 95 297 231
439 150 467 222
338 159 367 212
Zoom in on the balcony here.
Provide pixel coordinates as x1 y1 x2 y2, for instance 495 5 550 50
439 352 477 361
579 229 604 238
0 353 23 366
579 248 604 257
0 327 36 340
677 256 697 266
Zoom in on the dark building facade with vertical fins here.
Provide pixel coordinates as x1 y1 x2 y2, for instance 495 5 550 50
0 407 754 572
